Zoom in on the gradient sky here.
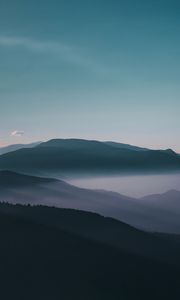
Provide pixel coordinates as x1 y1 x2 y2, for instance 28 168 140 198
0 0 179 151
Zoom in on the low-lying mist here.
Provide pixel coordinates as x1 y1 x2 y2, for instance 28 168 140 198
68 173 180 197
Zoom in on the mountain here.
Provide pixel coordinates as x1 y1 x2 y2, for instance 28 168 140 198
0 202 180 300
1 201 180 264
0 170 142 219
1 170 180 233
105 141 149 151
141 189 180 212
0 138 179 176
0 170 56 187
0 141 41 155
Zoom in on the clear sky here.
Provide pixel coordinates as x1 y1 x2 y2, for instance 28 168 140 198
0 0 179 151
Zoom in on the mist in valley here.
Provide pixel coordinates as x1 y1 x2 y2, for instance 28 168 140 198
68 173 180 197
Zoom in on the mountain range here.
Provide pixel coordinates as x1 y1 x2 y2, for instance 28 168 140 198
0 139 180 298
1 170 180 233
0 138 179 176
0 141 41 155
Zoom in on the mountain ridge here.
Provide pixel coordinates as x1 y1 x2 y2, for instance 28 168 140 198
0 202 180 300
0 170 180 233
0 141 41 155
0 138 179 176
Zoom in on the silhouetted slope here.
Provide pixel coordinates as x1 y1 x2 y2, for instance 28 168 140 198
0 202 180 265
105 141 148 151
0 141 41 155
38 138 114 151
0 203 180 300
0 171 144 226
0 170 57 187
1 171 180 233
0 139 179 175
141 190 180 211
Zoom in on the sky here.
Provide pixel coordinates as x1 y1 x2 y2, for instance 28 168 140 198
0 0 179 151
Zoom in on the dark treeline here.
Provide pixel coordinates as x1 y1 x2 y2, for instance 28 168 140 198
0 202 180 300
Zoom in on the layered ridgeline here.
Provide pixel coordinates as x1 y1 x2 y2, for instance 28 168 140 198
0 139 179 175
0 202 180 300
0 141 41 155
1 170 180 233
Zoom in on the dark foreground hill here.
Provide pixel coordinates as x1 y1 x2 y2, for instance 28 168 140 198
1 170 180 233
0 138 179 175
0 202 180 300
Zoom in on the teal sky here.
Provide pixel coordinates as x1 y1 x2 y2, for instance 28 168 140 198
0 0 179 151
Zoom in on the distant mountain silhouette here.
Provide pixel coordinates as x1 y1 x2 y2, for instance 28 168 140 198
0 170 142 219
1 170 180 233
0 138 179 176
0 170 57 187
141 189 180 212
105 141 149 151
0 141 41 155
0 202 180 300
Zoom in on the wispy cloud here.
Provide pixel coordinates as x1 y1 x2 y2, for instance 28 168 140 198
0 36 70 53
0 35 100 72
11 130 25 137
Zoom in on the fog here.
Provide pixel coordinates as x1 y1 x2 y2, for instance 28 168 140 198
68 173 180 197
1 171 180 233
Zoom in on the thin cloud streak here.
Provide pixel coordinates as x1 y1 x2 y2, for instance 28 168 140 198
0 35 103 73
0 36 70 53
